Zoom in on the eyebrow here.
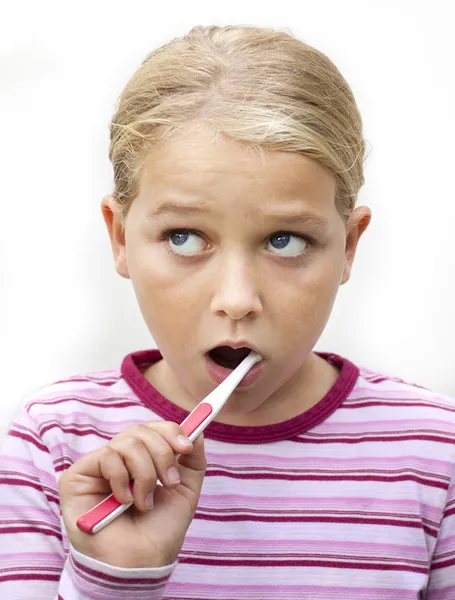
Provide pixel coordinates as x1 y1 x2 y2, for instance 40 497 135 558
148 201 330 229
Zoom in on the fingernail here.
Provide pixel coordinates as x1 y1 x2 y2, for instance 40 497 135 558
167 465 180 484
125 487 133 501
145 492 154 509
177 434 192 447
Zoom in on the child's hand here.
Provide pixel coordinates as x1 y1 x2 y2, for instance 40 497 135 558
58 422 207 568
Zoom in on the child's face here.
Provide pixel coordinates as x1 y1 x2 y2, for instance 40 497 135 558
102 126 370 414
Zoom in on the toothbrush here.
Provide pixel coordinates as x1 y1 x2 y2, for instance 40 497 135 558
76 350 262 534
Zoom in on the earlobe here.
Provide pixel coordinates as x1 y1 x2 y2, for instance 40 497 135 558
100 195 131 280
340 262 351 286
340 206 372 286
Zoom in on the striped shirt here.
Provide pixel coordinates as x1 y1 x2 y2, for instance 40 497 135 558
1 348 455 599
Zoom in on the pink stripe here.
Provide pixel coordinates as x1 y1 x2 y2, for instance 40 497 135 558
427 587 455 600
54 374 119 385
38 424 112 441
351 386 446 399
207 452 451 471
1 457 59 488
205 469 448 489
314 419 455 433
179 556 427 573
432 535 455 554
7 430 49 453
28 396 139 410
50 443 83 461
39 412 143 430
70 552 170 585
0 552 63 567
0 506 59 520
293 434 455 444
170 582 419 600
194 512 432 531
0 526 62 540
183 536 427 558
344 400 455 414
0 478 60 503
198 494 442 520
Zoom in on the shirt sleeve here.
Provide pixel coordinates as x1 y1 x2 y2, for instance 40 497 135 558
427 465 455 599
0 405 176 599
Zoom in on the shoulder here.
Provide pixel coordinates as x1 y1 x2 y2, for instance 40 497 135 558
353 362 455 411
15 366 153 463
23 365 142 421
344 360 455 437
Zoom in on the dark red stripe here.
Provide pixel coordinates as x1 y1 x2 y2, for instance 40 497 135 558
179 556 428 573
0 478 59 504
0 526 62 540
431 557 455 570
304 429 454 438
0 573 60 582
54 463 73 473
444 507 455 518
201 506 435 524
53 377 118 386
344 400 455 413
8 431 49 453
205 470 448 490
292 434 455 445
195 512 423 527
423 524 438 537
181 551 424 567
71 555 170 585
28 396 138 410
209 466 447 481
38 424 112 441
0 565 62 574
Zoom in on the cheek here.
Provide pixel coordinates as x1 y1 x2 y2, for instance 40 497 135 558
128 246 205 341
272 257 343 335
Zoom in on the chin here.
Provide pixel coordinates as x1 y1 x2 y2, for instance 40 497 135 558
219 396 264 416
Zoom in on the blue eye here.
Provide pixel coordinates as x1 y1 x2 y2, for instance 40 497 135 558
168 230 206 255
170 232 189 246
267 233 308 257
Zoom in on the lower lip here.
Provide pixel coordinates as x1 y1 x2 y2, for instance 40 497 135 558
205 354 264 387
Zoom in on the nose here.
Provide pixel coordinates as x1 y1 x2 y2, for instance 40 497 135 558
210 254 263 320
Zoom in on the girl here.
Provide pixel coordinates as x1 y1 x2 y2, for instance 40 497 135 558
1 24 454 599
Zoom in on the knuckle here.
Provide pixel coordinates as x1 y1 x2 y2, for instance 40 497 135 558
154 445 174 463
129 423 148 437
104 442 119 455
111 436 142 454
167 421 184 436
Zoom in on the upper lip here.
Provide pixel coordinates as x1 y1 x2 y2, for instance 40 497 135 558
206 340 264 359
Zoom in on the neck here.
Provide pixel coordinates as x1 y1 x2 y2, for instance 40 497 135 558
143 352 340 427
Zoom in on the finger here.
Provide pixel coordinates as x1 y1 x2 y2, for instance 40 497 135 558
115 423 194 486
134 421 194 455
99 446 134 505
130 427 182 490
177 433 207 493
108 437 158 511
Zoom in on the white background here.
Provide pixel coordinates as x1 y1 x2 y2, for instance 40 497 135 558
1 0 454 440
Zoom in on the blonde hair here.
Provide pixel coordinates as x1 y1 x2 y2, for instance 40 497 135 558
109 25 368 223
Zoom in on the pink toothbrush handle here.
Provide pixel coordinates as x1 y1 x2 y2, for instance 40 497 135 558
76 403 212 534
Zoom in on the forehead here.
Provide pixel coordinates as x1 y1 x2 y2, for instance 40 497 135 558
137 127 337 217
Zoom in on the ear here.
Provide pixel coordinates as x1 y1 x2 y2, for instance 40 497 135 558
340 206 372 285
100 195 130 279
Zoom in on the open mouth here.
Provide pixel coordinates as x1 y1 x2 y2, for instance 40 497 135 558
208 346 252 370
